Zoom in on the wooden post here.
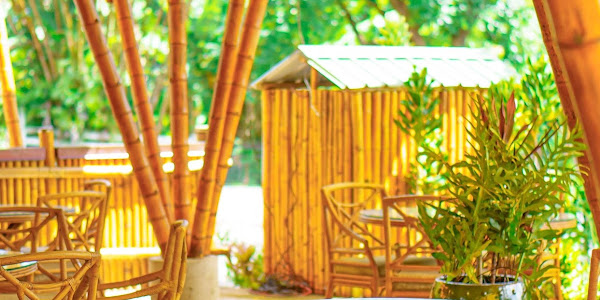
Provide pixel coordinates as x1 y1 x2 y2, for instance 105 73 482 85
533 0 600 238
38 128 56 194
0 17 23 147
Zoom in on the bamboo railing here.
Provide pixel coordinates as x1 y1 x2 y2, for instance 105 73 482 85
261 87 480 295
0 137 203 282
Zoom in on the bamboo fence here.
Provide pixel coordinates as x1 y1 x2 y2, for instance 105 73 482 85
261 86 481 295
0 138 203 282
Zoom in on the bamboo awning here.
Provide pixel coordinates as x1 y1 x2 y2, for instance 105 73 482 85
251 45 517 89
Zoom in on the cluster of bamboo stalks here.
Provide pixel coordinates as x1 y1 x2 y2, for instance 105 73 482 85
0 0 268 257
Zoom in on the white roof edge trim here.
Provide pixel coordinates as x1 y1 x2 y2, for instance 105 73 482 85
250 50 304 90
306 59 347 89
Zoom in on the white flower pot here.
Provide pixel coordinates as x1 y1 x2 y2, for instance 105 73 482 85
148 255 219 300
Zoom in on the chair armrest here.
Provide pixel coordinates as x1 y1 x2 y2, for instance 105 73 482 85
97 282 170 300
332 248 369 255
97 271 162 290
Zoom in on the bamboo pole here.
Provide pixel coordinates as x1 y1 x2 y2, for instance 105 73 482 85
382 91 390 189
363 92 372 183
73 0 170 250
532 0 600 238
268 88 281 273
372 91 382 184
189 0 245 257
0 17 23 147
167 0 191 225
196 0 269 256
307 69 320 287
113 0 173 223
38 129 56 194
350 92 365 184
279 89 290 272
261 89 272 274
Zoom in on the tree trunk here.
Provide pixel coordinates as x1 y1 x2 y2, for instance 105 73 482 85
451 29 469 46
189 0 245 257
11 0 53 82
114 0 174 223
73 0 170 251
26 0 58 78
389 0 425 46
533 0 600 238
168 0 191 228
0 17 23 147
203 0 269 256
336 0 368 45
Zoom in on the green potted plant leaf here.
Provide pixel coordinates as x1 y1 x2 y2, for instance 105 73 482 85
419 90 585 299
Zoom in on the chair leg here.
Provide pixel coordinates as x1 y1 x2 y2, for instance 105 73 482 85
554 276 563 300
325 279 334 298
554 240 563 300
588 249 600 300
370 282 377 298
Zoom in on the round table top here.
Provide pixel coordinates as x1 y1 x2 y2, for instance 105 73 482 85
0 250 37 279
360 209 577 231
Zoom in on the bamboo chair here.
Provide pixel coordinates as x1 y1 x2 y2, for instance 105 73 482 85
82 179 112 252
0 206 72 255
96 220 188 300
37 191 107 253
0 206 79 291
382 194 449 297
321 182 387 298
587 248 600 300
0 250 100 300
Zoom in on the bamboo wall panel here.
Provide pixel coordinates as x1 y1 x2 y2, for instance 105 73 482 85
262 87 481 295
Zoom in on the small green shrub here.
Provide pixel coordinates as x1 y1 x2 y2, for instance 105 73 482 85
225 242 265 290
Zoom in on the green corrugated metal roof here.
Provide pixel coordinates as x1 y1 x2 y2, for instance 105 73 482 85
251 45 517 89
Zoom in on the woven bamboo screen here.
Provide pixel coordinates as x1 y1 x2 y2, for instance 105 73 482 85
261 87 482 295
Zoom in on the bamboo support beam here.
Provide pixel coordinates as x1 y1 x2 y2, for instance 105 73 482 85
0 17 23 147
202 0 269 256
168 0 191 225
533 0 600 238
73 0 170 251
533 0 600 240
113 0 173 223
189 0 245 257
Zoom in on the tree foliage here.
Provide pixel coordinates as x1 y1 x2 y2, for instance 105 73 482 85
0 0 541 146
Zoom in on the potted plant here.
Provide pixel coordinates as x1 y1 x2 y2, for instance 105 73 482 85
419 91 585 299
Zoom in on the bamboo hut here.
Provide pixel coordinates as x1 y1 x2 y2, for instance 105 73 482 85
252 45 516 294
